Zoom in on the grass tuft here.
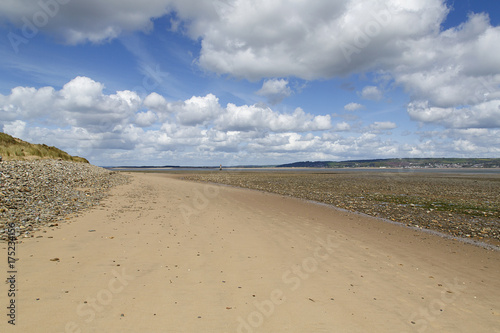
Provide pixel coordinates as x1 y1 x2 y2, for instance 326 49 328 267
0 132 89 163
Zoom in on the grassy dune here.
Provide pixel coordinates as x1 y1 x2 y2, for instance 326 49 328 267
0 132 88 163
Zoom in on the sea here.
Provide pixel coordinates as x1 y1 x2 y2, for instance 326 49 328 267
107 167 500 175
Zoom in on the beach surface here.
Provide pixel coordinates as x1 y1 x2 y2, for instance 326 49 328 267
2 172 500 332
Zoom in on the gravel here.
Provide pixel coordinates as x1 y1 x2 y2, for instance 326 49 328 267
0 160 129 241
184 171 500 245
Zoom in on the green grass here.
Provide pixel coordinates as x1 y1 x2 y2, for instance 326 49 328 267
0 132 89 163
372 194 498 217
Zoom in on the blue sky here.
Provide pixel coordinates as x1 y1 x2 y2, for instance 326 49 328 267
0 0 499 166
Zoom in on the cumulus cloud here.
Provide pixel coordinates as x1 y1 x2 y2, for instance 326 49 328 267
333 121 351 132
251 132 319 153
391 13 500 129
0 77 331 136
0 86 56 120
4 1 499 132
192 4 500 130
144 92 169 112
2 120 26 138
395 14 500 107
190 1 500 130
174 94 223 126
1 0 449 79
407 100 500 128
2 1 500 163
359 86 383 101
411 128 500 157
196 0 448 80
369 121 396 131
0 0 173 44
135 111 158 127
0 76 141 132
0 76 337 164
216 105 331 132
256 79 292 104
344 102 364 111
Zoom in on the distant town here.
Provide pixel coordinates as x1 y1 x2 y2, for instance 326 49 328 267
276 158 500 169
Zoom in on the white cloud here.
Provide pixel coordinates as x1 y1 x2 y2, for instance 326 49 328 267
4 75 497 166
256 78 292 104
216 105 331 132
333 121 351 132
411 128 500 157
0 77 332 137
344 102 364 111
0 76 141 132
2 0 500 164
188 1 500 130
1 0 449 80
0 77 337 164
0 86 56 120
59 76 105 107
3 120 26 138
1 122 106 157
196 0 448 80
144 92 168 112
4 1 499 133
0 0 173 44
407 100 500 128
387 13 500 129
359 86 383 101
370 121 396 131
135 111 158 127
174 93 223 126
394 14 500 106
248 132 320 153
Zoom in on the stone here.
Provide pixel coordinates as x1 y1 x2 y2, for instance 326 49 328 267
0 160 129 241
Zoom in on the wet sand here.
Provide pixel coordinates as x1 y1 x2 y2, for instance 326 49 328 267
2 172 499 332
184 171 500 246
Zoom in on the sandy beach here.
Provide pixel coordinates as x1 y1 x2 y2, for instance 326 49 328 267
2 172 500 332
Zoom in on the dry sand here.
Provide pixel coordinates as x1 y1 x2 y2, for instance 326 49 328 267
2 172 499 332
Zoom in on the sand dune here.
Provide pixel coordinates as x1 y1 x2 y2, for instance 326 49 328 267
2 172 499 332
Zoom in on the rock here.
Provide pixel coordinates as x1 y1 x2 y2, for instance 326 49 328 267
0 160 129 241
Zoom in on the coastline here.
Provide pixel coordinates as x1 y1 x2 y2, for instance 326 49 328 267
109 166 500 174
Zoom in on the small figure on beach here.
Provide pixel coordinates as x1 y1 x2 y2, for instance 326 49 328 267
219 164 222 171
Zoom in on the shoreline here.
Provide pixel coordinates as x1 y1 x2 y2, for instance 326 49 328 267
308 199 500 251
181 170 500 247
109 166 500 175
180 175 500 252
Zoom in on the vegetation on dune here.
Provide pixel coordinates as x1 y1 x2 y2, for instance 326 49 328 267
0 132 88 163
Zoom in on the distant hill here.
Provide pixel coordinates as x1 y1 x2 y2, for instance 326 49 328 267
277 158 500 169
0 132 88 163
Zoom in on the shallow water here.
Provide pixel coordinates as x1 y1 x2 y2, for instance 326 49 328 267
109 166 500 175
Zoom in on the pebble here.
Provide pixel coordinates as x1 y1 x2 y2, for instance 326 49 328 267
0 160 129 241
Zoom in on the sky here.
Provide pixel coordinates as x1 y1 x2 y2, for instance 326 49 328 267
0 0 499 166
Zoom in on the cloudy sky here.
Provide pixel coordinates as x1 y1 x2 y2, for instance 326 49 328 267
0 0 499 166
